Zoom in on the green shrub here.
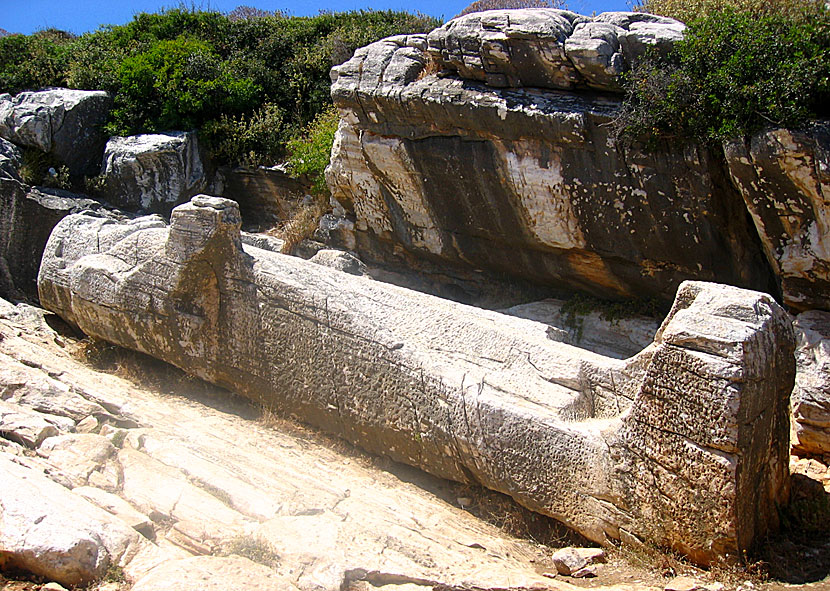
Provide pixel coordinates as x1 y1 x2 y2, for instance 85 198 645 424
286 105 340 196
201 102 287 166
105 35 260 135
615 5 830 146
634 0 824 24
0 29 75 93
0 7 440 167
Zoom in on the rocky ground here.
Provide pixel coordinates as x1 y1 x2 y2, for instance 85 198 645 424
0 297 828 591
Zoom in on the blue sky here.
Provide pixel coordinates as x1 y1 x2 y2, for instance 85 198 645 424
2 0 633 36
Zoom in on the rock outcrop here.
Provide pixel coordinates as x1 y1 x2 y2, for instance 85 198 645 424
724 122 830 312
0 177 105 301
427 10 684 92
0 454 148 586
326 27 775 306
130 556 298 591
99 131 205 214
0 88 111 175
792 310 830 455
38 196 795 564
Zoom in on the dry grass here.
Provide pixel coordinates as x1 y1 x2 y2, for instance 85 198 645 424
72 338 200 395
416 54 442 81
220 535 280 569
267 194 328 254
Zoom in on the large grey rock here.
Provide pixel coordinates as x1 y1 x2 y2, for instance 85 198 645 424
99 132 205 214
0 137 21 181
328 35 774 306
565 13 684 91
0 454 146 587
724 122 830 312
0 177 105 301
425 10 684 92
792 310 830 455
427 10 587 89
0 89 111 175
38 197 795 564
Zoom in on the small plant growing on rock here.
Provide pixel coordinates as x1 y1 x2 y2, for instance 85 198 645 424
285 105 339 197
221 535 280 569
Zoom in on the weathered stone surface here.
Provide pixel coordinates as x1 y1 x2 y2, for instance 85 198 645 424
73 486 155 539
131 556 298 591
0 137 21 181
309 248 369 276
39 434 120 489
0 177 105 301
0 454 146 587
427 10 586 89
0 399 59 447
38 197 795 564
99 132 205 214
241 231 286 253
500 298 660 359
792 310 830 455
328 35 775 306
0 89 111 175
211 165 311 227
565 13 684 91
724 122 830 312
426 10 683 93
551 547 606 576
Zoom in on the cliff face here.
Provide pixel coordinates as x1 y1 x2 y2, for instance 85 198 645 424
326 11 827 308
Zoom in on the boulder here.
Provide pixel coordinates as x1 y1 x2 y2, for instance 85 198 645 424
425 10 684 93
0 177 105 301
565 13 684 91
99 132 205 214
0 454 146 587
427 10 587 89
38 196 795 564
0 89 111 175
551 547 606 576
724 122 830 312
0 137 21 181
792 310 830 455
327 34 775 306
131 556 298 591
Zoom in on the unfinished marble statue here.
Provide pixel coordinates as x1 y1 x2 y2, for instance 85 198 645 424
38 196 795 565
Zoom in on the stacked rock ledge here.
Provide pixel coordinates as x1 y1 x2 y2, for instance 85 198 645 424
326 15 779 308
38 196 795 565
